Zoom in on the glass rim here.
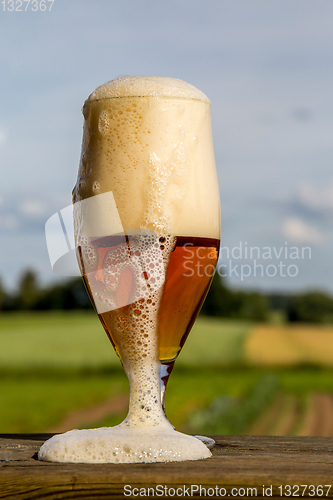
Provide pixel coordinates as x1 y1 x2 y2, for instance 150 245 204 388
86 95 211 105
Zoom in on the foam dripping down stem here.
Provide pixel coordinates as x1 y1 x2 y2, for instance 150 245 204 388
39 233 211 463
121 346 170 429
38 347 211 463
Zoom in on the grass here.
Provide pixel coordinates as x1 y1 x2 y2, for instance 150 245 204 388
0 312 251 371
0 312 119 372
186 373 280 435
0 371 128 433
166 366 275 430
2 312 333 434
167 365 333 432
63 366 333 435
175 316 252 366
0 312 251 432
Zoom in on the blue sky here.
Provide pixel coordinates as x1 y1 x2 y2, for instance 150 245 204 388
1 0 333 292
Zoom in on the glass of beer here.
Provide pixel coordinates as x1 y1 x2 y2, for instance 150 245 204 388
39 76 220 464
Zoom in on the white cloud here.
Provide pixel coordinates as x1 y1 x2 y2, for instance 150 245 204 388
20 200 46 217
299 183 333 211
281 217 325 245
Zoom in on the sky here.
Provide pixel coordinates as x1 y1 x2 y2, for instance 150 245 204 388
0 0 333 293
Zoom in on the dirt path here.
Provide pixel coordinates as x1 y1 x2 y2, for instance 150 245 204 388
249 392 333 437
298 393 333 436
248 394 299 436
48 391 333 437
48 393 129 433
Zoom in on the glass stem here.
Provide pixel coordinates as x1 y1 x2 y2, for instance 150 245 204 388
160 360 175 416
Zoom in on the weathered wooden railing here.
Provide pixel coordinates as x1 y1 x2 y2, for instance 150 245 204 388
1 434 333 499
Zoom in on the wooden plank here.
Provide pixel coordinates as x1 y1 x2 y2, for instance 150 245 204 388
1 434 333 499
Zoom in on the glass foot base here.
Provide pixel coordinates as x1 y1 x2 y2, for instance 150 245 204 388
38 426 212 464
194 435 215 449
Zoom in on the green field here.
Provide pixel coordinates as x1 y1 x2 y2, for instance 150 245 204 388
0 312 251 432
0 312 251 372
1 312 333 435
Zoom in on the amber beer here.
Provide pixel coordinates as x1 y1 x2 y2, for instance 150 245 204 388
80 235 219 363
157 236 219 361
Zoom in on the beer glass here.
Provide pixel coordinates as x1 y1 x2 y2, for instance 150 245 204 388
39 76 220 464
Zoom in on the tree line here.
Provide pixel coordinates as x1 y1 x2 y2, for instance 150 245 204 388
200 274 333 323
1 269 333 323
0 270 92 312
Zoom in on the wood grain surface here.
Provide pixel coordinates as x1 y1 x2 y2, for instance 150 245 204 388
1 434 333 499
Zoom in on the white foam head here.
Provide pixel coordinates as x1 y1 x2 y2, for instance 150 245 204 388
73 76 220 239
86 76 211 103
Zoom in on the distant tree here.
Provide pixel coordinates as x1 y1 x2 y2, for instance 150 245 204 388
267 293 292 312
0 268 93 312
200 274 269 321
16 269 40 310
0 276 6 311
34 278 93 311
237 291 269 322
288 292 333 323
200 273 233 317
